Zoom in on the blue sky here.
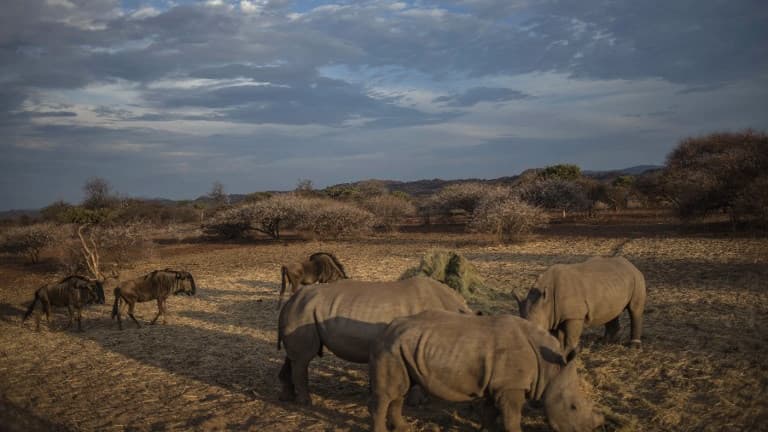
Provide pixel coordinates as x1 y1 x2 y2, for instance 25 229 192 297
1 0 766 210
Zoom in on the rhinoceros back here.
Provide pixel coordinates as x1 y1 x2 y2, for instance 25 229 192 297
279 277 472 363
375 310 564 402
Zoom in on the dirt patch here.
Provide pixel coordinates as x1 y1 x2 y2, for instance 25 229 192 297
1 229 767 431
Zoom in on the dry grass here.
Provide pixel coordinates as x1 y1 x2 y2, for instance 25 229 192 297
0 226 767 431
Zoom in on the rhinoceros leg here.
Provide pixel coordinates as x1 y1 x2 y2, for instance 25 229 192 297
278 357 296 402
291 356 314 405
562 319 584 354
604 316 621 343
494 389 525 432
479 397 500 431
628 302 644 347
388 397 409 432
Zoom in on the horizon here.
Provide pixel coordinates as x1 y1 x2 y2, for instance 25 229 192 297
1 0 766 211
1 163 661 212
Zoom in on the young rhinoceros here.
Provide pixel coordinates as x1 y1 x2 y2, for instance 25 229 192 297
278 276 473 405
369 310 604 432
515 256 646 352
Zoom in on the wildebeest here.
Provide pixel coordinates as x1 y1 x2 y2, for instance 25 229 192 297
369 310 604 432
278 252 348 309
22 275 105 331
277 277 473 405
514 256 646 352
111 269 196 329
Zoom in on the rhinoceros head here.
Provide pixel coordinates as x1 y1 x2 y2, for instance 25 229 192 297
543 351 604 432
514 288 551 329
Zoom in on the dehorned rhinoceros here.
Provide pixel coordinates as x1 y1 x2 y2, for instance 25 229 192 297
277 276 473 405
369 310 604 432
514 256 646 352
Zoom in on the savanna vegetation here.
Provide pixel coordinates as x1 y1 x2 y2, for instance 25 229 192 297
0 130 766 431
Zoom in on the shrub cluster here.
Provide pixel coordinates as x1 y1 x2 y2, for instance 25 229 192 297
0 223 57 263
203 194 374 240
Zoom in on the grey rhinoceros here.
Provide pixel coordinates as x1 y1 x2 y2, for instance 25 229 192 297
369 310 604 432
514 256 646 352
277 277 473 405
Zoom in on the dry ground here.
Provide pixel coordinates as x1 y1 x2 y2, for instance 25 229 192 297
1 225 767 431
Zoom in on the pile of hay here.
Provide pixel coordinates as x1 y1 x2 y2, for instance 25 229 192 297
400 249 487 299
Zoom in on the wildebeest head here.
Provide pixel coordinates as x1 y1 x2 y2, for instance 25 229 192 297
92 280 106 304
543 350 604 432
171 270 196 296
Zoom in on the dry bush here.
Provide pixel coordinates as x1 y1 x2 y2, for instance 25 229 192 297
400 250 487 300
660 130 768 223
203 206 255 239
298 200 374 239
60 223 151 277
428 183 515 218
469 197 549 242
360 194 416 231
518 178 590 218
0 223 57 263
204 194 373 240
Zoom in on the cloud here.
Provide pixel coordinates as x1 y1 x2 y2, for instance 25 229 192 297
0 0 767 210
434 87 530 107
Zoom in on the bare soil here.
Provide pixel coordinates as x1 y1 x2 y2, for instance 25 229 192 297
1 226 767 431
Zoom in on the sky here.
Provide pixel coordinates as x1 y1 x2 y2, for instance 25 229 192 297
1 0 767 210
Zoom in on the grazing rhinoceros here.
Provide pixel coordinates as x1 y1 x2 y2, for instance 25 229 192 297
277 276 473 405
369 310 605 432
514 256 646 352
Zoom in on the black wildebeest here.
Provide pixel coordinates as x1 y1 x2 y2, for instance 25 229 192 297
22 275 106 331
111 269 196 329
278 252 348 310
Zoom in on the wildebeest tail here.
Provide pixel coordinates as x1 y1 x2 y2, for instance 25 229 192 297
111 287 121 319
22 292 40 322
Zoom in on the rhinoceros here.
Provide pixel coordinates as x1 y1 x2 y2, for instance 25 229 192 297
514 256 646 352
369 310 604 432
277 276 473 405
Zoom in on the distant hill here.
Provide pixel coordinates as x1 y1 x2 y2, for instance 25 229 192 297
0 165 662 218
325 165 662 197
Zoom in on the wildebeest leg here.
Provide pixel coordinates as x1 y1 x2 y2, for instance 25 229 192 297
628 301 644 348
34 308 42 332
278 357 296 402
150 298 163 325
479 396 500 432
494 389 525 432
604 316 621 343
127 301 141 328
76 307 83 332
563 319 584 353
66 304 74 329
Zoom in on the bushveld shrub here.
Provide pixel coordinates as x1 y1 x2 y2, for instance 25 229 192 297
400 250 487 300
361 194 416 231
518 178 590 217
660 130 768 223
469 197 549 242
203 206 253 239
61 222 151 277
538 164 582 181
298 201 374 239
428 183 515 218
203 194 374 240
0 223 57 263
